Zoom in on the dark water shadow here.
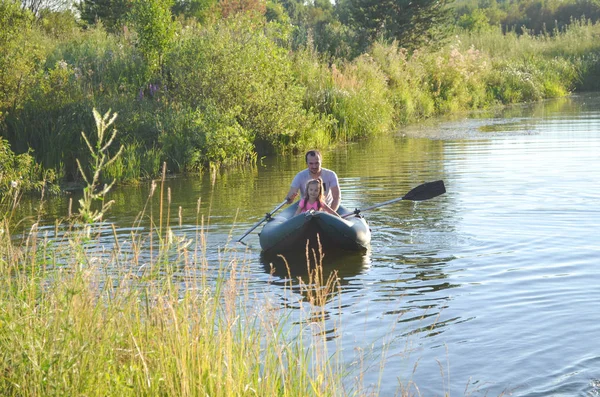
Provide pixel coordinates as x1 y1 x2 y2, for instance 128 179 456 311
260 244 371 281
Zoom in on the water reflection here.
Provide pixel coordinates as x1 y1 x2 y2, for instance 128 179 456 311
260 247 371 280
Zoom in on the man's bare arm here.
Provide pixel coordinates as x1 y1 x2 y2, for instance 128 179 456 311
286 187 299 204
330 185 341 211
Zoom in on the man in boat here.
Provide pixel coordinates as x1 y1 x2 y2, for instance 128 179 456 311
285 150 341 212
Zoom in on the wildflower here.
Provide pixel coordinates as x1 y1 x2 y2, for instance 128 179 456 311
149 83 158 97
138 88 144 101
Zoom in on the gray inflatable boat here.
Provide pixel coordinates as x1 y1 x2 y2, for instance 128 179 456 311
259 202 371 255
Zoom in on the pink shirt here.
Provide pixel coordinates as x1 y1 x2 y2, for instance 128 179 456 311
298 198 320 212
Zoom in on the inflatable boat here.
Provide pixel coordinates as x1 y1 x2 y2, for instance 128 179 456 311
258 202 371 255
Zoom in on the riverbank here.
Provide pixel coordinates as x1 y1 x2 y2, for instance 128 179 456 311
2 2 600 190
0 210 353 396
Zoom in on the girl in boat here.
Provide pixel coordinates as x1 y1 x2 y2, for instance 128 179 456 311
294 178 341 217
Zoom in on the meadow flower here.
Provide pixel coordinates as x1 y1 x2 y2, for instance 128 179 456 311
149 83 158 97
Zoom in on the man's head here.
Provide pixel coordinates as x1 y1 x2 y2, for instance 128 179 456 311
305 150 322 177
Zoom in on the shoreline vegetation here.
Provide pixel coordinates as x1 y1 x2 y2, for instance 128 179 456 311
2 0 600 196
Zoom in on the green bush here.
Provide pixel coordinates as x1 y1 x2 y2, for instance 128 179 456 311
0 137 57 198
3 60 92 177
158 103 254 170
166 15 327 153
327 55 395 139
45 26 147 94
369 42 436 123
423 43 493 112
200 105 255 167
129 0 177 78
0 2 45 122
294 46 395 140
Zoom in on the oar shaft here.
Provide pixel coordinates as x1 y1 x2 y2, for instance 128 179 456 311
356 197 404 213
237 218 267 242
342 180 445 218
237 200 287 242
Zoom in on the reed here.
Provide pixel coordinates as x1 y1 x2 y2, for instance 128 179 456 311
0 126 352 395
0 181 360 397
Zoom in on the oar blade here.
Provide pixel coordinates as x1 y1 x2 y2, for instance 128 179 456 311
402 180 446 201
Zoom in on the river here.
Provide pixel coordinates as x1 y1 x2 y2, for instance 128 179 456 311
22 93 600 396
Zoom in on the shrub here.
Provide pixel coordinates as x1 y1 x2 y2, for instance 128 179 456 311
294 46 395 140
129 0 177 78
166 15 327 153
0 2 45 122
327 55 395 139
369 42 436 122
0 137 57 198
158 103 254 171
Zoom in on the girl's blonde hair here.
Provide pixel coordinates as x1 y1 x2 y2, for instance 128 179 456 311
300 178 324 211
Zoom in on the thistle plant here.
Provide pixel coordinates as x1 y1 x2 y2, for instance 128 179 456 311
76 108 123 223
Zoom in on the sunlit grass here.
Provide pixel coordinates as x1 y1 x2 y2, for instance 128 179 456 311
0 194 355 396
0 110 356 396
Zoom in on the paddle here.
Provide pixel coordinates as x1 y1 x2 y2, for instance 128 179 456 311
342 180 446 218
237 200 288 242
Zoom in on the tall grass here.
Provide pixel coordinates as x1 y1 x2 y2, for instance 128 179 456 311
0 137 365 396
0 212 355 395
0 114 351 395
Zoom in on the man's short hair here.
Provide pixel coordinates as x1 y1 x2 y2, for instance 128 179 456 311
305 150 322 163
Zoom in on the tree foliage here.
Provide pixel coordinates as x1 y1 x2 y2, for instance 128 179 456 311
0 1 44 121
342 0 454 50
129 0 177 76
77 0 133 32
454 0 600 34
20 0 71 16
171 0 217 23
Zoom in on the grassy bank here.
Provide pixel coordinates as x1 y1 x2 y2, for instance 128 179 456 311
0 184 368 396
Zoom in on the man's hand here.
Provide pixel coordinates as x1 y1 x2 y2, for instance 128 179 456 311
286 193 297 204
286 188 298 204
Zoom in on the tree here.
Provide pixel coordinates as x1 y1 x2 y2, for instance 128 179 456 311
171 0 217 23
20 0 71 16
342 0 453 50
0 1 43 121
218 0 266 18
129 0 176 77
77 0 133 32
